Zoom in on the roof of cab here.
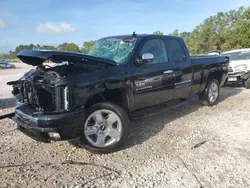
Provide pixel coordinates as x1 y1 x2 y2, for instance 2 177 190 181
100 34 181 40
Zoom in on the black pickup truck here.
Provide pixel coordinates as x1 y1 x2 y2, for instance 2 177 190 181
1 34 229 153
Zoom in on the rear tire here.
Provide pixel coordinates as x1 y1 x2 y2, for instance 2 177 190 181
244 77 250 89
79 102 130 154
199 79 220 106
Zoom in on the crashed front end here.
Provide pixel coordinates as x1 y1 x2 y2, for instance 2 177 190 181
9 68 72 112
1 49 116 142
8 68 83 141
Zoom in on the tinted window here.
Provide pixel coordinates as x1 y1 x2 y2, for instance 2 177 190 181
140 39 168 64
169 39 186 63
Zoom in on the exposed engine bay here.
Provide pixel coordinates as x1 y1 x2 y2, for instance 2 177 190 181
8 61 105 112
8 63 71 112
7 50 117 113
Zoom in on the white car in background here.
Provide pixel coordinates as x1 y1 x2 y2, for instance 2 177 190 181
222 48 250 88
207 50 221 56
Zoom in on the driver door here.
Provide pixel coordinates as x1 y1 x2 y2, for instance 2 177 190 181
131 38 175 110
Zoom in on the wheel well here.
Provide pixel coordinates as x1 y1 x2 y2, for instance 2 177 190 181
207 71 222 84
84 88 129 112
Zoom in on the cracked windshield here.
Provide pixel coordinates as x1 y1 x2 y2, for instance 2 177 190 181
88 38 138 64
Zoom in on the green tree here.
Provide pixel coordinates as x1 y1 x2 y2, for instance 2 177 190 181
221 7 250 50
153 30 163 35
170 29 179 36
36 45 57 50
14 44 34 55
179 32 191 39
58 43 80 52
81 41 96 54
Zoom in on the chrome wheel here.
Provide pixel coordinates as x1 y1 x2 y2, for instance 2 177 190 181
84 109 122 148
208 82 219 103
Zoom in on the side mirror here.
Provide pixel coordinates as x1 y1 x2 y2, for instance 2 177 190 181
137 53 154 64
141 53 154 63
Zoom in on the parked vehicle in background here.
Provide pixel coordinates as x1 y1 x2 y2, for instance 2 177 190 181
1 34 229 153
222 48 250 88
0 61 16 69
207 50 222 56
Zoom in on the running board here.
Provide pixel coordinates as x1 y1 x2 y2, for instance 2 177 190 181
130 99 189 120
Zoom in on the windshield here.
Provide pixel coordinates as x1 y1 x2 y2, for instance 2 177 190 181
222 50 250 61
88 38 138 64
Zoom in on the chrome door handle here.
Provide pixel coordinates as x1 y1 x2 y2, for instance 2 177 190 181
163 70 173 74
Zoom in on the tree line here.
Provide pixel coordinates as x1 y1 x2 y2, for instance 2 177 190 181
154 6 250 55
0 6 249 59
0 41 96 59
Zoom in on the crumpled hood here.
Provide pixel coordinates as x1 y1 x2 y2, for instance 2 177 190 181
17 50 118 67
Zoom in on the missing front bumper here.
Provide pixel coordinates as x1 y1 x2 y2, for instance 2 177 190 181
12 105 85 142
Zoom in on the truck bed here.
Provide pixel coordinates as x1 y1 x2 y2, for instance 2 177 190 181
191 55 229 66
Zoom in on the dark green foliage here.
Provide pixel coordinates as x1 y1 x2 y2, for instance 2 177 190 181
153 30 164 35
58 43 80 52
80 41 96 54
154 6 250 55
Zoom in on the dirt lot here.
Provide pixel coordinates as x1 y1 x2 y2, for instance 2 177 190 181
0 64 250 188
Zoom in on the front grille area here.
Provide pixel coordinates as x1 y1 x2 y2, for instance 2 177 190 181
23 81 56 111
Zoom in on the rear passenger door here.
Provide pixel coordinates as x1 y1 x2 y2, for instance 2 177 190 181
165 38 193 99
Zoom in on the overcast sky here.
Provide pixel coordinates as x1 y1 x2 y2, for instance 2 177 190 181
0 0 250 53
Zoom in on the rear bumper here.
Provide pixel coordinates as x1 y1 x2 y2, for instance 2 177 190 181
227 71 250 84
12 105 85 142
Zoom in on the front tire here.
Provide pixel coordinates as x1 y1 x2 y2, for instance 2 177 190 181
80 102 129 153
199 79 220 106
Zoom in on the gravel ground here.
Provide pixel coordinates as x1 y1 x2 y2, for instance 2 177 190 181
0 64 250 188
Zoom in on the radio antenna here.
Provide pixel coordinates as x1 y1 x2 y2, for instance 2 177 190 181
132 31 137 37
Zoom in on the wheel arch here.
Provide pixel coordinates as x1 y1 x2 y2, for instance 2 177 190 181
84 85 132 113
199 70 223 93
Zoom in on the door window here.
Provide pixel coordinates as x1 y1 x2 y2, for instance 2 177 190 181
169 39 186 63
140 39 168 64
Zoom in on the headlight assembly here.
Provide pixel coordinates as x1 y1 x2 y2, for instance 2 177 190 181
64 85 69 110
235 64 247 72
